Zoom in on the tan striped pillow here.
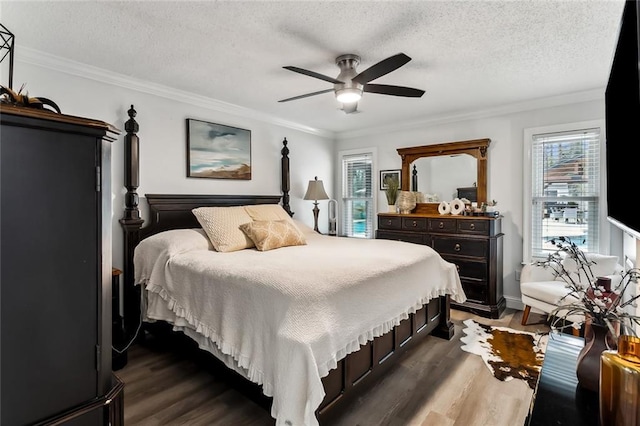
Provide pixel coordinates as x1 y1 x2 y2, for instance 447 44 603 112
192 206 255 252
239 220 306 251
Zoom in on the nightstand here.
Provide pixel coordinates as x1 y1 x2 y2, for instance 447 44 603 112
112 268 128 370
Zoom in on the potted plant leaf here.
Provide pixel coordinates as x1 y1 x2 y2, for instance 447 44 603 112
384 175 399 213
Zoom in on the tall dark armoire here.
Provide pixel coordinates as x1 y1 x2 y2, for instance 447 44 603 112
0 104 124 425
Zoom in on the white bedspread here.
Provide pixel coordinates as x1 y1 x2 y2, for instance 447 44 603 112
134 225 465 426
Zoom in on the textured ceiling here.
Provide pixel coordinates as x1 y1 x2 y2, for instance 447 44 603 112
1 1 626 135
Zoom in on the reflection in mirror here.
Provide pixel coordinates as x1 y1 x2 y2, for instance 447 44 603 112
411 154 477 202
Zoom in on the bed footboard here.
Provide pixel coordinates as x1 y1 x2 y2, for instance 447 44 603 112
317 295 453 423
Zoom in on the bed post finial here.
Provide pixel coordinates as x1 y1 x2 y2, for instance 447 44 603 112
281 138 294 217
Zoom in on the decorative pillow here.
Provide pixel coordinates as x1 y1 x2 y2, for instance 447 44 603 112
192 206 255 252
239 220 306 251
244 204 293 222
559 253 619 287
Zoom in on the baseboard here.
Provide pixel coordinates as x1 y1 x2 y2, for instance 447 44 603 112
505 295 524 310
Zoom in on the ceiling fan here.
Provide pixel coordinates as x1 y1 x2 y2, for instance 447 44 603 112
278 53 425 113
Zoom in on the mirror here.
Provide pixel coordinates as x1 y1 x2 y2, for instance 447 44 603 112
397 138 490 212
410 154 477 202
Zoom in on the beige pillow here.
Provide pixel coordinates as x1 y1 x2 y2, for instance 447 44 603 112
192 206 255 252
239 220 306 251
244 204 293 222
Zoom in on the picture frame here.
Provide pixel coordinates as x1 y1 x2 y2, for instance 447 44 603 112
186 118 251 179
380 169 401 190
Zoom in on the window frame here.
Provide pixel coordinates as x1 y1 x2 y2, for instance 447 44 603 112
523 119 608 263
338 147 377 238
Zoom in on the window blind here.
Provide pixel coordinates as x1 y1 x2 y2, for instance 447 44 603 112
530 127 601 258
341 153 374 238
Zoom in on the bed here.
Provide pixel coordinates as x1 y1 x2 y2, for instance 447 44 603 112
119 106 465 425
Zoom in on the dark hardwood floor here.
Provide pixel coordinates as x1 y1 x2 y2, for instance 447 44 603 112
116 308 550 425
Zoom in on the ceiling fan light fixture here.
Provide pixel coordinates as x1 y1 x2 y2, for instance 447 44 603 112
335 88 362 103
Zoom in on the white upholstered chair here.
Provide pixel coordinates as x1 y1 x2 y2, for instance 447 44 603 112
520 253 624 332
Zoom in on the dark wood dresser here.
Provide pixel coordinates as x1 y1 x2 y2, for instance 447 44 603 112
0 104 123 425
377 213 505 318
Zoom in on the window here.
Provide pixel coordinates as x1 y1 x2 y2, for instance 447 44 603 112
523 121 606 261
340 151 374 238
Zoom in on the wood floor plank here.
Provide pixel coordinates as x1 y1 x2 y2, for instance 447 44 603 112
117 308 548 425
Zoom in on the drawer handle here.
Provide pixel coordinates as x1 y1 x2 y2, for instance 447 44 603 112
387 220 392 225
470 223 475 230
438 222 444 229
456 264 460 272
412 220 417 227
454 243 461 252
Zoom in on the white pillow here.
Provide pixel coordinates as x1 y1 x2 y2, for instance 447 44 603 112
192 206 255 252
134 229 211 284
560 253 619 287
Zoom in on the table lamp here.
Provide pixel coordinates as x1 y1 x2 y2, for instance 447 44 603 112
303 176 329 233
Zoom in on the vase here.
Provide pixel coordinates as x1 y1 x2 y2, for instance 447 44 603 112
388 204 397 213
396 191 416 214
600 335 640 425
576 322 615 392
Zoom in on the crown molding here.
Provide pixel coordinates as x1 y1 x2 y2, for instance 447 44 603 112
336 88 605 140
16 47 604 142
16 46 334 139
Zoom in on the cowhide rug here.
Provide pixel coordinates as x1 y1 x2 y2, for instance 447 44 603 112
460 319 547 389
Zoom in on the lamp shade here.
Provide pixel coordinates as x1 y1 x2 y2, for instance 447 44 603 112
303 176 329 201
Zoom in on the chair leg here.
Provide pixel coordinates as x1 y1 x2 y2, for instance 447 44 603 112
521 305 532 326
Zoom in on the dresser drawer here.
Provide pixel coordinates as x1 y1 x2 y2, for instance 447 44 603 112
461 279 489 304
402 217 427 231
376 230 426 245
428 218 457 233
457 219 489 235
378 216 402 230
433 237 487 258
443 256 488 281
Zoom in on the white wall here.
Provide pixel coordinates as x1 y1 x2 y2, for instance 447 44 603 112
12 52 613 312
335 98 606 309
15 59 335 270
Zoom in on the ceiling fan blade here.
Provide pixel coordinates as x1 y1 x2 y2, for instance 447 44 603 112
278 88 334 103
351 53 412 85
283 66 344 84
363 84 425 98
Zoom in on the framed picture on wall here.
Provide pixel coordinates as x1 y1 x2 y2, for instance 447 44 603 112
186 119 252 179
380 169 401 190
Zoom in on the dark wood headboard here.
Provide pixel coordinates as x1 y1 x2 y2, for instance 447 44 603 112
118 105 291 331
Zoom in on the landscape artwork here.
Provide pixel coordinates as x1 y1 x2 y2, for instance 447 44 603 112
187 119 251 179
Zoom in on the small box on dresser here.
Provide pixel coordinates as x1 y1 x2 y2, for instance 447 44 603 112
377 213 505 319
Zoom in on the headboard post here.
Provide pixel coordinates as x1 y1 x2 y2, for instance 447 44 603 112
411 164 418 191
119 105 145 337
122 105 142 222
281 138 293 217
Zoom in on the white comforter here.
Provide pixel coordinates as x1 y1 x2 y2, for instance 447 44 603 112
134 223 465 426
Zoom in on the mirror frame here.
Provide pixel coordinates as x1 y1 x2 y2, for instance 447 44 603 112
397 138 491 206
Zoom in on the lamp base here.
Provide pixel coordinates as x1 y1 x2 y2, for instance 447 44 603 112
312 203 320 233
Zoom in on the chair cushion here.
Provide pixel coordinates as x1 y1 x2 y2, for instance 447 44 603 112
520 280 580 306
